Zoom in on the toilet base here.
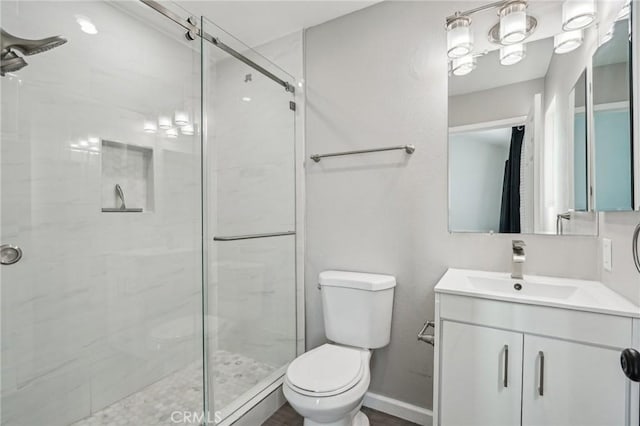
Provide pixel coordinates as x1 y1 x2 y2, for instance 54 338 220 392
302 410 369 426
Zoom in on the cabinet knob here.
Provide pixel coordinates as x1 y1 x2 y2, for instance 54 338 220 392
621 348 640 382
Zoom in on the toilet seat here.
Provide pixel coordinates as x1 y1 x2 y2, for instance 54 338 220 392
286 344 366 397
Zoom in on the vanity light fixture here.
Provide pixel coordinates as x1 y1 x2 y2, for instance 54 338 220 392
450 54 477 76
174 111 189 126
158 115 172 130
181 124 195 136
554 29 583 54
499 1 528 44
143 120 157 133
500 43 526 65
562 0 596 31
166 128 178 138
446 15 473 59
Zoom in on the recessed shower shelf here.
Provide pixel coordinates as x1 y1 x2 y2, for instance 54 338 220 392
101 139 154 213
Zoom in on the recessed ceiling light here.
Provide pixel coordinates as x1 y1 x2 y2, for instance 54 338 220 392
242 96 251 102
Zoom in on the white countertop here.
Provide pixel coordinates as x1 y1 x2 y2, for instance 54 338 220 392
435 268 640 318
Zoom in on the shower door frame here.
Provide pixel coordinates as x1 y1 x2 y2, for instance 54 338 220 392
138 1 303 424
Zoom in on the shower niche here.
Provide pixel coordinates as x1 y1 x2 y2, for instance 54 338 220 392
101 139 154 212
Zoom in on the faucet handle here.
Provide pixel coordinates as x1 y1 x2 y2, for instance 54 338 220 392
512 240 526 250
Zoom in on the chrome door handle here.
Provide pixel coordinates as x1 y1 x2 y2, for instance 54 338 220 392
0 244 23 265
503 345 509 388
538 351 545 396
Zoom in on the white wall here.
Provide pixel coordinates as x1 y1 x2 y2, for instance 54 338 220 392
304 1 599 410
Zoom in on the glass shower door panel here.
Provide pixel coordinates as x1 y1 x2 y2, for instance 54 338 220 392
1 2 203 425
202 17 297 419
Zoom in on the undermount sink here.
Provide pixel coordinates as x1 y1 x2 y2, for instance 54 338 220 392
468 276 578 300
435 268 640 318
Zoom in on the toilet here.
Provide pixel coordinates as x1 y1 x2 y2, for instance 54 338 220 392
283 270 396 426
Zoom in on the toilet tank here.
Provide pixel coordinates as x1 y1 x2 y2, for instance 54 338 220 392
319 270 396 349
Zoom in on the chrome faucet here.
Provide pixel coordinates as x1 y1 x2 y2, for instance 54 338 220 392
511 240 526 279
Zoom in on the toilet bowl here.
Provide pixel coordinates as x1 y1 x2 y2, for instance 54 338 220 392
283 344 371 426
283 271 396 426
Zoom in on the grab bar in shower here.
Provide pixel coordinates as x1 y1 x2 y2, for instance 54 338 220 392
213 231 295 241
310 144 415 163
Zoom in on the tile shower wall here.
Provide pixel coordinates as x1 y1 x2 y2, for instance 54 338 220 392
1 2 202 425
304 0 600 411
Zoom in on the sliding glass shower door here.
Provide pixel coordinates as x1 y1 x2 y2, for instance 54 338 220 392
1 2 298 425
1 2 204 425
202 17 298 421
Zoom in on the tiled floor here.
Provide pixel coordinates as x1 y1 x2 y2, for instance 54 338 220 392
263 403 421 426
72 350 275 426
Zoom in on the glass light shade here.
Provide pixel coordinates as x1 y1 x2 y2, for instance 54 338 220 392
554 29 583 54
562 0 596 31
447 16 473 59
500 43 526 65
450 55 476 76
181 124 195 136
174 111 189 126
500 1 527 44
158 116 172 129
143 120 157 133
166 128 178 138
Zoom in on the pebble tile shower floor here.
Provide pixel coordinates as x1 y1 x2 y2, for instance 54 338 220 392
72 350 276 426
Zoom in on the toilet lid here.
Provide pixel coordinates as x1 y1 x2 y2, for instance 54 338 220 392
286 344 364 396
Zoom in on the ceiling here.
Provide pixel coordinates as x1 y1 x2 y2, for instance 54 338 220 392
177 1 381 48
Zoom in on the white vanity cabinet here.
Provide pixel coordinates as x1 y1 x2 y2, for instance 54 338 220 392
433 269 640 426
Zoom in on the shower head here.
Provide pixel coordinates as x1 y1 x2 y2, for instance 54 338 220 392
1 29 67 57
1 51 27 76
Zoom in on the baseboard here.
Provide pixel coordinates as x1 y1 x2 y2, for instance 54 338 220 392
362 392 433 426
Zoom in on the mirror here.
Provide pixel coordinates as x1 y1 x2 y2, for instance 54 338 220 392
592 14 634 211
447 1 602 236
572 71 589 213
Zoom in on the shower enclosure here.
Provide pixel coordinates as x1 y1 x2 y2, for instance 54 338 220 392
0 1 300 425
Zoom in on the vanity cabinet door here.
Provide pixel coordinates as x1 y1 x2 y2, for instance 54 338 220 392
522 335 627 426
439 321 523 426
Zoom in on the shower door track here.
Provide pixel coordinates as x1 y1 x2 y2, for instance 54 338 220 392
140 0 296 94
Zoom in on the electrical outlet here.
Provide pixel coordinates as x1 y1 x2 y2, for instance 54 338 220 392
603 238 612 272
